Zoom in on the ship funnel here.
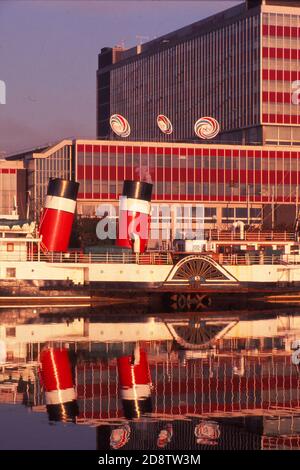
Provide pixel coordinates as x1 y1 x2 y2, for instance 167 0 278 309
39 178 79 252
39 347 78 423
116 180 153 253
117 345 152 419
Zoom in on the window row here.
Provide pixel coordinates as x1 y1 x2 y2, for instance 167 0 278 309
77 156 300 171
77 179 300 201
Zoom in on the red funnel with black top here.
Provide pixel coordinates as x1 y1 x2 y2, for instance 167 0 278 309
39 178 79 252
116 180 153 253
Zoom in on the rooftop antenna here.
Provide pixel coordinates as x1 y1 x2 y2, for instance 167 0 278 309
136 35 149 44
116 39 126 49
136 35 149 54
26 191 31 221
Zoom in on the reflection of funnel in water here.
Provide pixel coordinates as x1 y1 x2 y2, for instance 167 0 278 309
117 345 152 419
39 347 78 423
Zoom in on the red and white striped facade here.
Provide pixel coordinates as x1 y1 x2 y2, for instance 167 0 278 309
76 352 300 422
0 160 24 218
6 138 300 228
97 1 300 146
5 3 300 226
262 7 300 129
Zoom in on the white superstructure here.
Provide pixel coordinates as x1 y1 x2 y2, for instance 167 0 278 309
2 224 300 291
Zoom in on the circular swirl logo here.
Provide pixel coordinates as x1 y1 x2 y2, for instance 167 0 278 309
194 117 220 140
194 420 220 446
110 114 131 138
110 424 131 449
157 114 173 134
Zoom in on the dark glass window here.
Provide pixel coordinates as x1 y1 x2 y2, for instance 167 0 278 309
250 208 261 219
236 208 247 218
222 208 234 218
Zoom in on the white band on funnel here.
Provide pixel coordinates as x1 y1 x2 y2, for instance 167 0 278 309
45 195 76 214
121 384 151 400
45 387 76 404
120 197 151 215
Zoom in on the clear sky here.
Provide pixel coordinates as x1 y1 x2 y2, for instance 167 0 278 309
0 0 242 155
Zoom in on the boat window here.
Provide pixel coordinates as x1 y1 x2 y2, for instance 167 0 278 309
5 327 16 338
6 267 16 278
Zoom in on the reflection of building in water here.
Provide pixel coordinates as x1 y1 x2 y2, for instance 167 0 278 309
0 318 171 362
79 352 300 450
0 383 23 404
262 416 300 450
96 418 263 451
75 353 300 420
1 314 300 448
1 314 300 362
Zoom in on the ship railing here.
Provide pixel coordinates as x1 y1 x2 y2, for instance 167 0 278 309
26 251 173 265
205 230 296 242
219 254 300 265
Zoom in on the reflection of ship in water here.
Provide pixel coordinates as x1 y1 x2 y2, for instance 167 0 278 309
1 312 300 449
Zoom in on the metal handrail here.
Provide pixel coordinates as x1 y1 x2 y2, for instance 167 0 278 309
205 230 295 242
4 250 300 266
21 251 174 265
219 254 300 265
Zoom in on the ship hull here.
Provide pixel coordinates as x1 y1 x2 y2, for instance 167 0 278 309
1 278 300 312
2 254 300 311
